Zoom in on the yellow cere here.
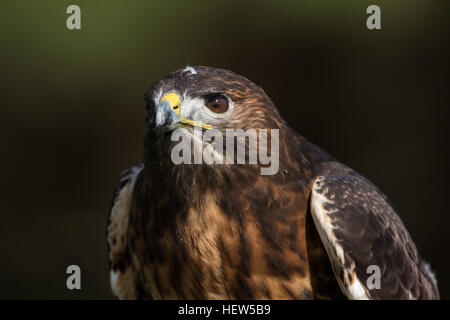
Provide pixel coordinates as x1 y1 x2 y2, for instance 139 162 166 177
160 92 181 117
159 93 213 130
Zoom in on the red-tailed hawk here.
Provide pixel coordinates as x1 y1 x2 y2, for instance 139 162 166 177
107 66 439 299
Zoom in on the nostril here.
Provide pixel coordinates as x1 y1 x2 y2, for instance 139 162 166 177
173 106 179 109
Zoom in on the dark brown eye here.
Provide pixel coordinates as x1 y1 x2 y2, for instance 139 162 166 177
206 95 229 113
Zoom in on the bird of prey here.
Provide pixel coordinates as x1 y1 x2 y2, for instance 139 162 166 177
107 66 439 300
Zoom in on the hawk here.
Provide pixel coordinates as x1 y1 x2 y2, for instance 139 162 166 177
107 66 439 299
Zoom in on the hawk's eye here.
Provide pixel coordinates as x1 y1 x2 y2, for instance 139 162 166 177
206 95 229 113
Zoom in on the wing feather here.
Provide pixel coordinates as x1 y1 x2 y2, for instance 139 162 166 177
310 174 439 300
107 163 144 299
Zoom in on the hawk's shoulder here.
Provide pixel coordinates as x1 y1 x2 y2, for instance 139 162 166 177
310 173 439 300
107 163 144 299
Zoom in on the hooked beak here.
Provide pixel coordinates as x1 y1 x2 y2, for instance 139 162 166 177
154 92 213 136
155 99 181 135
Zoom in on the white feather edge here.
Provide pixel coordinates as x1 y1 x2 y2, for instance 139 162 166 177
108 166 142 299
310 177 370 300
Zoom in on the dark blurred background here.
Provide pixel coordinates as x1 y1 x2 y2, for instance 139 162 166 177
0 0 448 299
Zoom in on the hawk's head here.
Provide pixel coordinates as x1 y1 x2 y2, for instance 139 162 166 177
144 66 283 138
142 66 296 181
